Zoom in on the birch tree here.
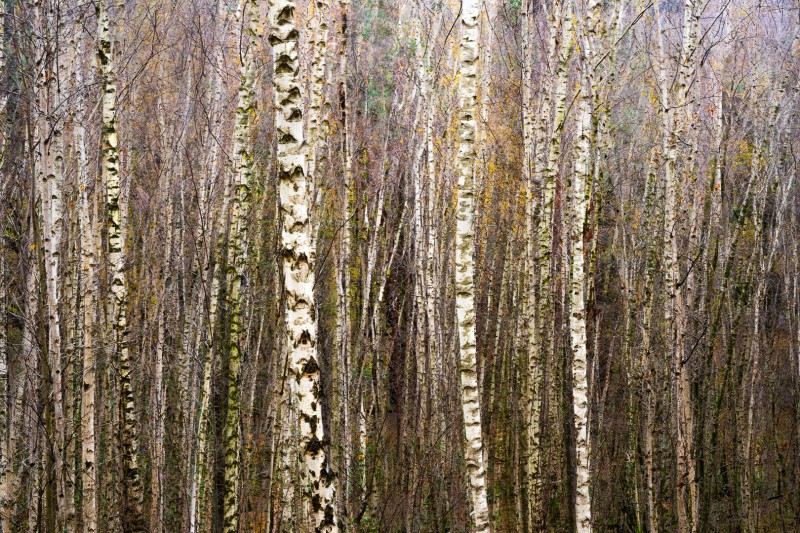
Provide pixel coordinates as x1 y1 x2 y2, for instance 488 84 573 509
32 2 74 529
269 0 339 528
654 0 702 528
97 1 145 527
455 0 491 530
568 2 599 531
221 1 259 530
73 14 98 531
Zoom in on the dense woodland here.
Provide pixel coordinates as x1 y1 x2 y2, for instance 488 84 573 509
0 0 799 531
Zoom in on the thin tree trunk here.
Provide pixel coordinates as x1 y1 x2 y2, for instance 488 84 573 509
334 0 352 518
519 2 541 529
74 19 98 531
33 1 72 528
654 0 700 528
569 24 596 533
222 2 259 530
455 0 491 530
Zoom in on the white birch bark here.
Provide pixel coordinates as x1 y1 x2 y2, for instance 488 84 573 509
34 1 74 527
456 0 490 530
269 0 339 527
334 0 353 517
409 10 432 445
569 1 604 529
529 3 575 526
97 1 144 527
222 2 259 531
519 2 543 528
423 10 442 404
150 177 173 533
639 150 661 533
654 0 701 527
308 0 330 188
570 37 595 533
73 19 99 532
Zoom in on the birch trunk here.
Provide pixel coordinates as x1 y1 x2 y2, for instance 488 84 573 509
334 0 353 518
97 1 145 528
423 18 441 406
150 179 173 533
530 4 574 526
410 8 438 448
640 151 661 533
570 50 594 533
519 2 543 528
33 1 73 528
455 0 490 530
269 0 339 528
308 0 330 186
74 20 98 531
222 2 259 530
79 181 98 533
569 2 605 529
657 0 700 527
